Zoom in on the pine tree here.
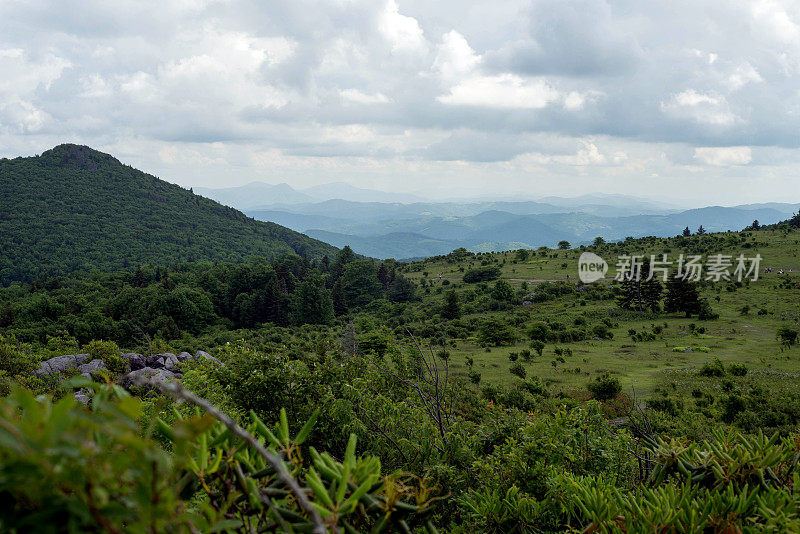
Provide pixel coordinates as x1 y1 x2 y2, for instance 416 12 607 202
331 279 348 316
331 246 356 280
664 272 701 318
682 226 691 236
616 259 663 312
289 274 334 325
377 263 390 290
441 290 460 319
697 225 706 235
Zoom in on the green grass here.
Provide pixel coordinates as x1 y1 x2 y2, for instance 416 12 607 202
402 228 800 402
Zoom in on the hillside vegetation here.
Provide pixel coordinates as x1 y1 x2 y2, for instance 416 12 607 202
0 144 337 284
1 217 799 531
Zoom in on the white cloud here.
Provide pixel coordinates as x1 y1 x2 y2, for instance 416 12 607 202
438 74 560 109
0 49 71 95
340 89 390 104
694 146 752 166
0 99 50 133
662 90 739 126
726 62 763 91
433 30 480 80
379 0 426 53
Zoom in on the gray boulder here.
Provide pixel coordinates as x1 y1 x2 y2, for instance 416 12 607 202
122 353 146 370
145 354 168 368
195 350 223 366
35 354 90 376
122 368 176 390
177 351 192 361
74 390 91 405
77 359 107 378
163 353 180 371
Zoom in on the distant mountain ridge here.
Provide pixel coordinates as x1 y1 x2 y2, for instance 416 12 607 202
195 180 426 209
0 144 337 284
252 202 799 259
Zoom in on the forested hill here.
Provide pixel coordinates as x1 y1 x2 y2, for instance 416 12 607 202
0 144 338 284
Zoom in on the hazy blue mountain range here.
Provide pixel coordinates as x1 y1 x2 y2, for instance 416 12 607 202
249 202 799 260
193 180 799 260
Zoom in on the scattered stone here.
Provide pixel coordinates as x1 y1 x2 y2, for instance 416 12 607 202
35 354 90 376
683 348 693 353
122 368 176 390
77 359 107 378
522 300 532 306
122 353 146 370
177 351 192 361
163 353 180 371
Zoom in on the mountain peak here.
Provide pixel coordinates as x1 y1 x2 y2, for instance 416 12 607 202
40 144 122 171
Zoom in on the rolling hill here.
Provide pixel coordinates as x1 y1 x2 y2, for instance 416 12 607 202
0 144 337 284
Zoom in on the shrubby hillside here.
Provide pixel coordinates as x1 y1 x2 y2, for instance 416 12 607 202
0 144 337 284
0 218 799 531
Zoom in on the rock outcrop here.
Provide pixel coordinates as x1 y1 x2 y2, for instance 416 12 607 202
35 354 90 376
33 349 224 397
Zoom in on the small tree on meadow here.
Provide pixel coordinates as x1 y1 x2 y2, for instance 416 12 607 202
558 240 571 250
491 279 515 302
777 326 798 348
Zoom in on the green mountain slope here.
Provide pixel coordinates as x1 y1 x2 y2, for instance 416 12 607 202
0 144 337 284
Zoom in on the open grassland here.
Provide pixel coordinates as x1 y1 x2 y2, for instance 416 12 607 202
401 229 800 402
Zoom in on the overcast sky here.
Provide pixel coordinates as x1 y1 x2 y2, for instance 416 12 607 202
2 0 800 205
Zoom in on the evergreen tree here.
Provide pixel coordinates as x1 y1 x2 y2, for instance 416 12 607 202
697 225 706 235
441 290 460 319
377 263 390 290
331 279 348 316
331 246 357 280
386 274 416 302
664 272 702 317
340 260 383 307
616 259 663 312
682 226 691 236
261 276 290 326
289 274 334 325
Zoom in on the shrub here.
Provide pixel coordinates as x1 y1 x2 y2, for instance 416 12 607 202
728 363 748 376
510 362 527 379
530 340 545 357
84 339 128 375
587 374 621 400
478 317 518 346
592 324 614 340
777 326 798 347
0 334 38 377
463 266 502 283
0 383 437 533
698 358 725 377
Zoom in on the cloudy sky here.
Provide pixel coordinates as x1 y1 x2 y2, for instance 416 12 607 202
2 0 800 205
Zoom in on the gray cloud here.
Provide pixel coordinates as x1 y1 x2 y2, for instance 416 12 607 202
0 0 799 203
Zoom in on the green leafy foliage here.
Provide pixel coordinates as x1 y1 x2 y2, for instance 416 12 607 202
0 144 336 284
